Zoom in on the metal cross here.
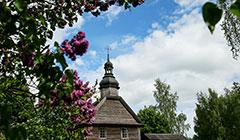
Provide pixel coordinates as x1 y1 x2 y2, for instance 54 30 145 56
105 46 112 61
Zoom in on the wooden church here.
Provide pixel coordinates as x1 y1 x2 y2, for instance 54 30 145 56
86 56 186 140
86 56 142 140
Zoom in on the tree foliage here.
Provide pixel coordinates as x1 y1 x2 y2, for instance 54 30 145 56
202 0 240 58
194 83 240 140
138 105 170 133
0 72 96 139
0 0 144 139
138 79 190 136
153 79 190 135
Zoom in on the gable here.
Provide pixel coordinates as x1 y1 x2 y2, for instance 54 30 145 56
93 96 142 126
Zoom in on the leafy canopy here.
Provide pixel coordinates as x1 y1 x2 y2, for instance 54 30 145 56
138 79 190 136
0 0 144 139
202 0 240 58
194 83 240 140
138 105 171 133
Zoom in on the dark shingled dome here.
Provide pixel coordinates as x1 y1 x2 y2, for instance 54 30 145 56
99 60 119 89
104 61 113 69
99 75 119 89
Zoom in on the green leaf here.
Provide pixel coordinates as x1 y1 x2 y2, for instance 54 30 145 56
55 48 68 70
28 34 34 42
54 42 59 48
230 0 240 19
38 15 46 25
219 0 226 4
14 0 26 12
47 30 53 39
9 127 26 140
65 69 74 86
202 2 223 33
34 53 44 65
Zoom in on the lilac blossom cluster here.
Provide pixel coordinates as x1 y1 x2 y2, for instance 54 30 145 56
43 72 95 137
70 70 96 124
48 70 96 125
60 31 89 61
37 31 95 137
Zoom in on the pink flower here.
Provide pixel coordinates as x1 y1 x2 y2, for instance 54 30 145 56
63 94 72 104
84 87 90 93
50 96 58 107
71 90 83 100
60 74 67 83
73 70 79 79
74 80 83 89
75 99 86 106
83 81 89 88
60 31 89 60
84 127 93 136
71 115 81 123
72 39 82 47
61 40 76 60
77 31 85 40
74 39 89 56
88 117 95 124
87 99 92 104
37 100 44 108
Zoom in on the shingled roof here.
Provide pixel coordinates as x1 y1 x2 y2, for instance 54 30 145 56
91 56 143 127
93 96 143 126
142 134 186 140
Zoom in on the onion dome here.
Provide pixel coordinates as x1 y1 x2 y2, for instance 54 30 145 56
99 58 119 90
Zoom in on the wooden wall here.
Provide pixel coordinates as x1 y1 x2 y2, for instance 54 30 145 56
86 127 141 140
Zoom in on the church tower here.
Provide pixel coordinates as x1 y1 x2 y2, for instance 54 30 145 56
86 53 187 140
86 55 143 140
99 56 120 98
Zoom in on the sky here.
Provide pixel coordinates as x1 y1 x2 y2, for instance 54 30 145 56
50 0 240 137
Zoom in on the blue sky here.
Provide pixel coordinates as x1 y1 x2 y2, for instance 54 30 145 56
51 0 240 137
65 0 183 70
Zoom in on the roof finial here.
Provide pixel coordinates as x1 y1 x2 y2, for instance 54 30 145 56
105 46 112 62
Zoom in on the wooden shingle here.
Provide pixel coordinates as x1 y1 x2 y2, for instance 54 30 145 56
143 133 186 140
93 96 143 126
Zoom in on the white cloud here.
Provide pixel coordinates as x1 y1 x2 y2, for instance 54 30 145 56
46 16 85 47
89 50 97 57
121 35 137 45
151 22 161 30
108 34 138 50
75 58 85 66
109 42 119 50
70 58 85 72
84 10 240 137
105 5 124 25
175 0 209 8
173 0 213 15
148 22 162 33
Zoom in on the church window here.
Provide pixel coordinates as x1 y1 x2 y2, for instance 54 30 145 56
121 128 128 139
99 127 106 139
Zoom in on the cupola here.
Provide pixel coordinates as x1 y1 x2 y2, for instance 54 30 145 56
99 53 119 98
